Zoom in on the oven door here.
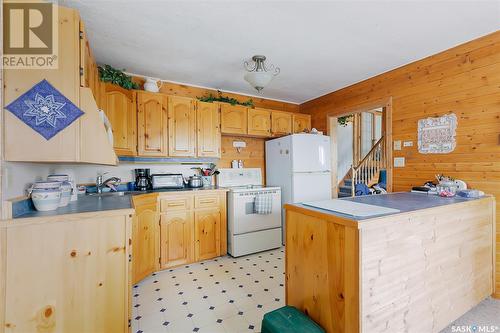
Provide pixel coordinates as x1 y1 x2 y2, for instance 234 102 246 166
231 190 281 235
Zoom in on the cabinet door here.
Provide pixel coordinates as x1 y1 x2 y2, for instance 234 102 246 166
248 108 271 137
197 101 221 157
132 202 159 284
220 103 248 135
272 111 293 136
168 96 196 157
137 92 168 156
103 83 137 156
160 211 194 268
194 209 221 261
293 114 311 133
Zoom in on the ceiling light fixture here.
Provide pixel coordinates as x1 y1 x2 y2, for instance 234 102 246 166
244 55 280 92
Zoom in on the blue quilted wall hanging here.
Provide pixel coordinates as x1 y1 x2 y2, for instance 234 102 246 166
5 79 84 140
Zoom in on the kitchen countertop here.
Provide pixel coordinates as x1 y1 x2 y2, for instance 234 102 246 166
287 192 489 222
11 186 228 219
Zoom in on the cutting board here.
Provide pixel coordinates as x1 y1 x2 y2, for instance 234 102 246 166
303 199 400 217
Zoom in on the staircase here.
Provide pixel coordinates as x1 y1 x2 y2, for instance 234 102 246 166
338 136 387 197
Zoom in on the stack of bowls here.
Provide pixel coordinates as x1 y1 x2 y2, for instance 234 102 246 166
47 174 72 207
30 181 62 212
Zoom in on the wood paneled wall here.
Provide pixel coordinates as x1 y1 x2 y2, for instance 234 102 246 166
300 30 500 298
219 136 266 182
131 76 300 112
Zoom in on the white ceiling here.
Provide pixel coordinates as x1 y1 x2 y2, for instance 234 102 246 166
61 0 500 104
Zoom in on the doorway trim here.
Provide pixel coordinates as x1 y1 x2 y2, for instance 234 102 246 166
326 97 393 197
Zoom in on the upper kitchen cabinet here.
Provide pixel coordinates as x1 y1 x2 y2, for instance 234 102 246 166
137 91 168 157
168 96 196 157
272 111 293 136
292 114 312 133
3 5 116 165
196 101 221 158
79 22 99 99
101 83 137 156
248 108 272 137
220 103 248 135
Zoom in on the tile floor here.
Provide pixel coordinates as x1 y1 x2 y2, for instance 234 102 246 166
132 247 285 333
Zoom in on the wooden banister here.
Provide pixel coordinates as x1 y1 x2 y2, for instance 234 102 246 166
351 136 386 196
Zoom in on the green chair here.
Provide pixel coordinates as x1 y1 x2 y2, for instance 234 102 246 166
261 306 325 333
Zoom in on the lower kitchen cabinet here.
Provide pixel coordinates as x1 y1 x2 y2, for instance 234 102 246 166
0 210 133 333
132 194 160 285
160 211 194 269
194 209 221 261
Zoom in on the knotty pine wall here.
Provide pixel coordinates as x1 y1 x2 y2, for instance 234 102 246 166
300 30 500 297
131 76 300 180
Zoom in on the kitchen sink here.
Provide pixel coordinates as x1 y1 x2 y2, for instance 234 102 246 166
87 191 126 197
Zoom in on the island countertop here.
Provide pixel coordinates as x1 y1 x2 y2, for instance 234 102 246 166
285 192 491 228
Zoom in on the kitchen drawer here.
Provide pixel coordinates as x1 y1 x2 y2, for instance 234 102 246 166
160 195 193 212
195 194 220 209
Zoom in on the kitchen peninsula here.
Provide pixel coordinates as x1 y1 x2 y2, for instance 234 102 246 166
284 193 496 333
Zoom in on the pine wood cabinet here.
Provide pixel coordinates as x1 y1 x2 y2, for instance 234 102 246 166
196 101 221 157
248 108 272 137
272 111 293 135
0 209 133 332
132 194 159 285
220 103 248 135
3 6 116 165
195 209 221 261
137 91 168 156
168 96 196 157
102 83 137 156
160 211 194 269
292 113 312 133
157 191 227 270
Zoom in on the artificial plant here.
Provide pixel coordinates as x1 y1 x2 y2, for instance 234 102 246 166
98 64 139 90
198 90 254 107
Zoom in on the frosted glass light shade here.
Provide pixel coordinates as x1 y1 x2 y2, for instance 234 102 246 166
244 71 274 92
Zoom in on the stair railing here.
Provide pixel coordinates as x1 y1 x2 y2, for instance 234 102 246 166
350 136 386 196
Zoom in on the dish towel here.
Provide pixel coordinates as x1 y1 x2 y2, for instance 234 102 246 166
254 193 272 215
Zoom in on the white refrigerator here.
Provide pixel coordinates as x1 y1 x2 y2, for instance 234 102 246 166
265 134 332 243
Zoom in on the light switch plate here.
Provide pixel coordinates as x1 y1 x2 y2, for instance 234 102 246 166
394 157 405 167
403 141 413 147
393 140 402 150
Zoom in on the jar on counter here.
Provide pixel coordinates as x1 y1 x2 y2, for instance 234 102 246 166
436 180 458 197
47 174 72 207
30 181 62 211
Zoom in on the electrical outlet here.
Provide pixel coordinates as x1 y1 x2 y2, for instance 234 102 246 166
232 141 246 148
393 140 402 150
394 157 405 167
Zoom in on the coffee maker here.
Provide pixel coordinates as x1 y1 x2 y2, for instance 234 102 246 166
134 168 151 191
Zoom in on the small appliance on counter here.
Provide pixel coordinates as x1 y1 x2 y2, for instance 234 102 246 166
186 175 203 188
150 173 184 189
134 168 151 191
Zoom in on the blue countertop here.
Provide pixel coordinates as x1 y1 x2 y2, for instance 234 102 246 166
12 187 227 219
290 192 487 221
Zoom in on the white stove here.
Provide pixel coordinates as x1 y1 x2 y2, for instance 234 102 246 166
218 168 282 257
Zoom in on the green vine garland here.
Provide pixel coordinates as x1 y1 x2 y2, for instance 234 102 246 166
98 64 139 90
198 90 254 107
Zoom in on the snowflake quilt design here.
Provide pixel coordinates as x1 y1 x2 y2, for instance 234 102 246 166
5 79 84 140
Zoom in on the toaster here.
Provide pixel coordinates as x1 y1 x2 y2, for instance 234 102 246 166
150 174 185 189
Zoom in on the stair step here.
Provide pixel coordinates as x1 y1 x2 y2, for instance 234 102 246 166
339 185 351 194
344 179 352 186
338 192 351 198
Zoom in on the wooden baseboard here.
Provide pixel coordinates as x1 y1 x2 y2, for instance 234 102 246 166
493 292 500 299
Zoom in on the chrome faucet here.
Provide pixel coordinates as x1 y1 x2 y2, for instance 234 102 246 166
96 173 121 194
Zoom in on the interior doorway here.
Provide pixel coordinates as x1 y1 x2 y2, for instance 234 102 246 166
326 98 393 198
